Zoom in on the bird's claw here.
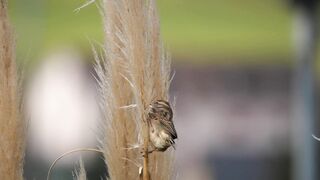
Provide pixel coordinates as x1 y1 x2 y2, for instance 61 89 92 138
140 147 147 157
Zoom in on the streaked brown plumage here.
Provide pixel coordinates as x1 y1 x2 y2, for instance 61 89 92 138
146 100 177 153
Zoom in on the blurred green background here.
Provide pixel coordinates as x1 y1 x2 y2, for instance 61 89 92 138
9 0 294 65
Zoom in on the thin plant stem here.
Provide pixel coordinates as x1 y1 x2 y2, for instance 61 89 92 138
47 148 103 180
143 121 150 180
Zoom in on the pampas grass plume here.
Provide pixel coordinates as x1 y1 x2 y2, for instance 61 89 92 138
0 0 25 179
74 159 87 180
95 0 175 179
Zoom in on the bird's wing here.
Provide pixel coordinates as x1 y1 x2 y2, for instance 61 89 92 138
160 118 178 139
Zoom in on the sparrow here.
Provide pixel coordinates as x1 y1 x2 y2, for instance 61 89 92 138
146 100 177 153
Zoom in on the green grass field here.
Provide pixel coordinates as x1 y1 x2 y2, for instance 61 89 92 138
9 0 294 64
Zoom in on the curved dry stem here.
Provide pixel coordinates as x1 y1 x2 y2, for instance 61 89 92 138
312 134 320 141
74 0 96 13
47 148 103 180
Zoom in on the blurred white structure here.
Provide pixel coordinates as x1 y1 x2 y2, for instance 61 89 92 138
26 49 100 165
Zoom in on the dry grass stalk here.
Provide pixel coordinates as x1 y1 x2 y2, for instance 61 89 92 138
95 0 174 179
0 0 25 179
